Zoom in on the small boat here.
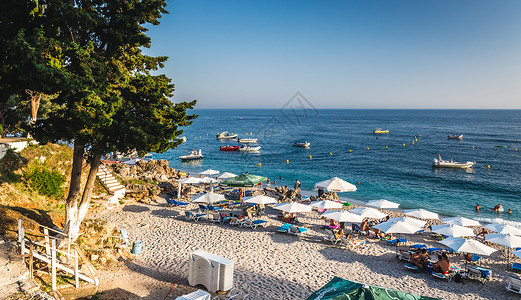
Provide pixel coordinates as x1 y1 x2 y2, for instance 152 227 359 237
432 155 475 169
216 131 238 139
220 145 239 151
238 144 261 152
174 136 187 143
373 128 389 134
448 134 464 139
293 141 310 147
179 149 203 161
238 138 258 143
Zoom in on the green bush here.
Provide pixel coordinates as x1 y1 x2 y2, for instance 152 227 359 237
23 164 65 198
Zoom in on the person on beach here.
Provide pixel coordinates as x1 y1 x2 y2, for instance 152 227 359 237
433 254 449 273
442 253 451 269
267 178 270 187
420 249 431 270
360 220 369 234
294 179 301 190
475 203 481 212
411 249 425 272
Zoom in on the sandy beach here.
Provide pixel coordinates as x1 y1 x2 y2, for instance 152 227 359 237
91 197 515 300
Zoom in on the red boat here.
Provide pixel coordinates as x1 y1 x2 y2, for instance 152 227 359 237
220 145 239 151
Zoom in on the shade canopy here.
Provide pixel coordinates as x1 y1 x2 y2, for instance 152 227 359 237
199 177 219 184
309 200 343 210
442 216 481 227
484 233 521 248
314 177 357 192
199 169 220 176
274 202 312 213
321 211 364 223
366 199 400 209
386 217 426 228
439 237 497 256
404 209 439 219
373 220 422 234
431 224 475 237
217 172 237 180
178 177 202 184
192 192 226 204
484 224 521 236
243 195 277 205
222 173 268 187
307 276 439 300
349 207 388 219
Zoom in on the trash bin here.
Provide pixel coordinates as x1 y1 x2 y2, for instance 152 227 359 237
131 241 143 254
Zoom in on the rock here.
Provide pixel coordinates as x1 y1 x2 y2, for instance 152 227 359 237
109 159 177 182
319 192 338 201
125 183 161 199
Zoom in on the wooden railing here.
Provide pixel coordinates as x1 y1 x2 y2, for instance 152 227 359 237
17 218 99 291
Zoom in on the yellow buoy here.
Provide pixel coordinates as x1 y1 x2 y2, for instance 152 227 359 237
309 155 312 159
194 137 196 139
419 135 422 137
329 152 333 155
412 141 415 145
349 149 352 152
385 146 388 149
472 146 475 149
366 147 369 150
286 160 289 164
488 165 491 169
206 134 208 136
415 136 417 138
403 144 405 147
250 132 252 135
199 136 201 138
415 139 417 141
516 148 518 151
258 163 261 167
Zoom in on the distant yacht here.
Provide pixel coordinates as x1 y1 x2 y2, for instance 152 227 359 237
373 128 389 134
433 155 475 169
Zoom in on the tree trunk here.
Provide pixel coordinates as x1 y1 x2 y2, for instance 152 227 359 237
63 142 85 241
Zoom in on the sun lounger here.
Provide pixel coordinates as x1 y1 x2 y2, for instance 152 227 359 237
323 230 342 244
512 263 521 273
166 197 189 207
507 274 521 294
208 205 222 211
397 249 412 262
198 204 209 211
431 266 460 282
466 266 491 284
386 238 407 245
185 211 207 222
409 244 427 250
276 223 291 233
227 217 242 226
341 237 366 249
405 263 421 273
207 212 221 223
288 224 309 236
241 219 267 230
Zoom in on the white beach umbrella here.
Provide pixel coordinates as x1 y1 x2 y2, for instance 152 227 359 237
442 216 481 227
199 177 219 184
314 177 357 192
243 195 277 205
439 237 497 256
373 220 422 234
404 209 439 220
309 200 343 210
218 172 237 180
200 169 220 176
321 210 364 223
484 224 521 236
349 207 388 219
431 224 475 237
484 233 521 248
366 199 400 209
274 202 312 213
192 192 226 204
386 217 427 228
178 177 202 184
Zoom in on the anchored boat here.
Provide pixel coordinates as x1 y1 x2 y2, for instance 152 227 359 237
448 134 464 139
220 145 239 151
238 138 258 143
373 128 389 134
293 141 310 147
238 144 261 152
179 149 203 161
216 131 238 139
432 155 475 169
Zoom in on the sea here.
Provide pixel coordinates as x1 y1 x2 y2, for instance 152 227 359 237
150 109 521 226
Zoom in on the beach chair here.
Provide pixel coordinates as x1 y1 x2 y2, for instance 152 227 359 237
512 263 521 273
288 224 309 236
431 266 460 282
404 263 421 273
208 205 222 211
228 217 242 226
386 238 407 246
323 230 342 245
207 212 221 223
466 266 491 284
166 197 189 207
241 219 267 230
276 223 291 233
341 237 366 249
185 211 207 222
397 249 412 262
409 244 427 251
506 274 521 294
198 204 209 211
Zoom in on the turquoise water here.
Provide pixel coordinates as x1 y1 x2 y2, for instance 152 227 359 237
151 109 521 225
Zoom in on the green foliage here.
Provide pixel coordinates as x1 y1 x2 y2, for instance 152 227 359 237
0 149 26 183
23 164 65 198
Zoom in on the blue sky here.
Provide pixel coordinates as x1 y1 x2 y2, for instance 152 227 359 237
144 0 521 109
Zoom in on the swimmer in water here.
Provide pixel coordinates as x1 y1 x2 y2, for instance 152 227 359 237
475 204 481 212
508 209 513 214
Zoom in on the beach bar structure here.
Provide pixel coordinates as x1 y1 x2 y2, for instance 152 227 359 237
188 250 234 293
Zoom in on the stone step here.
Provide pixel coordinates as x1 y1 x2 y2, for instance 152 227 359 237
105 182 121 188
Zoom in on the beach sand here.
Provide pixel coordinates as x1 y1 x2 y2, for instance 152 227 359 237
92 199 514 299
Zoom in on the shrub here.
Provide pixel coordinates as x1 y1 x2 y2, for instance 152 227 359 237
23 164 65 198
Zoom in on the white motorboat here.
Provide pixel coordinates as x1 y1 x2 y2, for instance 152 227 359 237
448 134 464 139
238 138 258 143
238 144 261 152
179 149 204 161
216 131 238 139
432 155 475 169
292 141 310 147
